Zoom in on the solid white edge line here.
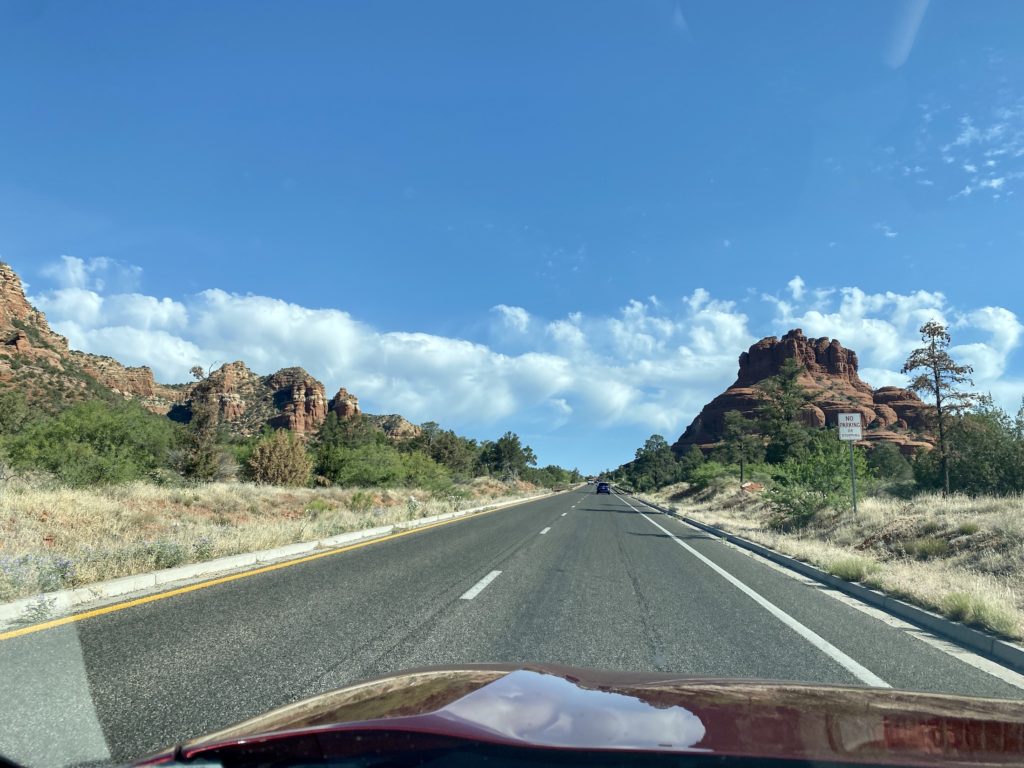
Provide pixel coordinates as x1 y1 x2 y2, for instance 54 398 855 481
617 495 890 689
539 527 551 535
460 570 502 600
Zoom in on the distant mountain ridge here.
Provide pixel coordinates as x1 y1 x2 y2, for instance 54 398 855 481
672 328 935 455
0 262 417 439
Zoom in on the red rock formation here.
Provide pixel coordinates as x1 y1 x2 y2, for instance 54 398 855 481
265 368 328 434
737 329 868 390
182 363 335 436
67 351 186 412
0 263 55 332
328 387 361 419
672 329 934 456
8 330 30 353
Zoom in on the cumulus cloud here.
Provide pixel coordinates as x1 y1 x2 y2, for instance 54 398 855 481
26 257 1024 444
492 304 531 333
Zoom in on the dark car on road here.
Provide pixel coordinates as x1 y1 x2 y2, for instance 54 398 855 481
596 482 611 494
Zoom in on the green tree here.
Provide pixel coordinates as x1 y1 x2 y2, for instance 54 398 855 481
424 429 480 479
317 442 406 487
933 396 1024 495
0 389 33 435
247 429 313 486
180 366 223 480
677 445 706 481
400 450 450 489
719 410 764 483
628 434 680 491
480 432 536 480
7 400 175 486
756 358 813 463
768 429 870 529
316 412 385 450
902 321 975 495
866 443 912 482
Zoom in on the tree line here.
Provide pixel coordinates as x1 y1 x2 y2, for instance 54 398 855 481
0 385 581 490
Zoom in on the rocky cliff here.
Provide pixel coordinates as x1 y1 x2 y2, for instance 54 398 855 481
672 329 934 455
0 263 187 413
179 363 336 437
364 413 422 441
0 261 391 439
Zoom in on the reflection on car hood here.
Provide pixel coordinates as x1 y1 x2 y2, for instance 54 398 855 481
148 664 1024 766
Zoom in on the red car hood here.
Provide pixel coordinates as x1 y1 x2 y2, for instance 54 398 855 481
143 664 1024 767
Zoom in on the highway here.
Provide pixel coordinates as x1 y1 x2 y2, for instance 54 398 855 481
1 486 1022 766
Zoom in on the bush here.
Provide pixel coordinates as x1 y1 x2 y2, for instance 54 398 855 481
766 484 830 530
866 443 913 481
401 451 451 489
827 556 879 583
941 592 1020 637
767 430 869 529
248 430 313 486
317 442 406 487
5 400 176 486
911 536 950 560
344 493 373 516
688 460 727 491
305 498 331 515
957 521 980 535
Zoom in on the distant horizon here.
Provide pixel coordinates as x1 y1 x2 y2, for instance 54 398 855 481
11 254 1018 474
3 2 1022 473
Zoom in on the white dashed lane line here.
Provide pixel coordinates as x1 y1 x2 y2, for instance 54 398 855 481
539 527 551 535
460 570 502 600
561 513 567 517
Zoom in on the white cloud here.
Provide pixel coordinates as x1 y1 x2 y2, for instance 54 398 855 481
546 319 587 351
492 304 531 333
875 223 899 238
28 258 1024 445
787 276 805 301
40 255 141 292
686 288 710 312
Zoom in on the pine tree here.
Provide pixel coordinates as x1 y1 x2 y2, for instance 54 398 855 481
901 321 974 495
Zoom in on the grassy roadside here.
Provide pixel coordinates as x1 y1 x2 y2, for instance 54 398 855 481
641 481 1024 640
0 477 545 602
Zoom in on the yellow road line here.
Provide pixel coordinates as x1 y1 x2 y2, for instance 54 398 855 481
0 494 555 642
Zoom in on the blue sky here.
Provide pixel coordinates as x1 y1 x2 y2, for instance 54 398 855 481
3 1 1023 473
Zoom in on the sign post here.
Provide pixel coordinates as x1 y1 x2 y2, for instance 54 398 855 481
837 413 863 515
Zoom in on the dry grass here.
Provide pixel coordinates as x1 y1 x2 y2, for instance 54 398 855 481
0 476 542 602
644 482 1024 640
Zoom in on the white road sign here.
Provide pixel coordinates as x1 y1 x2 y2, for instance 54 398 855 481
838 413 863 441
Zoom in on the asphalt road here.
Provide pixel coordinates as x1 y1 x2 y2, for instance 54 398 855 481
2 487 1022 766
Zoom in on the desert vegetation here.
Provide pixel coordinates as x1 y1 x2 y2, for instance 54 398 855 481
0 386 580 601
0 476 539 602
